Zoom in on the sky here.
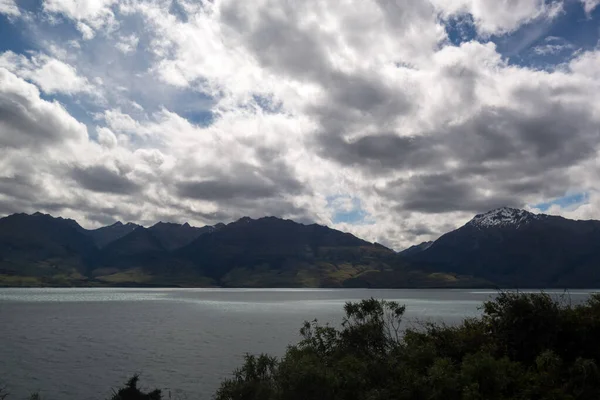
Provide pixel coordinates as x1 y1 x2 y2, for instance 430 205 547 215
0 0 600 250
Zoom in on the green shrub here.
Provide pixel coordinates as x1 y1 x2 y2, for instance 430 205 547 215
109 375 161 400
215 292 600 400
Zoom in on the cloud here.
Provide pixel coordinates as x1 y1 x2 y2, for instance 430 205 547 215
0 68 88 148
0 51 95 95
431 0 563 36
0 0 19 17
532 36 574 55
1 0 600 250
581 0 600 15
116 34 139 54
570 50 600 80
177 159 304 201
43 0 119 39
96 127 118 148
70 164 141 195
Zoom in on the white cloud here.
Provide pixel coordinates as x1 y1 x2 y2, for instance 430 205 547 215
96 127 118 148
76 22 96 40
43 0 118 38
581 0 600 14
0 67 88 148
116 34 139 54
532 36 575 55
0 0 20 17
570 50 600 80
431 0 563 36
0 51 95 95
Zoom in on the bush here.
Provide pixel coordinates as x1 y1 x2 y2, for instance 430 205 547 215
109 375 161 400
215 292 600 400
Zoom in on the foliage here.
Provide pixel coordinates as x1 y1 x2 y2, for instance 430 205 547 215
109 375 162 400
215 292 600 400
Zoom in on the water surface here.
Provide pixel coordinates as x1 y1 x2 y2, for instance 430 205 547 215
0 288 594 399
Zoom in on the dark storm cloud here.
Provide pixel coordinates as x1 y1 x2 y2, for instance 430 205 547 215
71 165 141 195
442 105 598 169
328 73 412 116
405 223 435 237
319 133 438 172
317 100 597 175
387 173 520 214
172 151 316 224
0 174 38 201
0 199 31 215
316 76 599 214
177 179 278 201
176 159 304 202
220 2 331 82
0 80 84 148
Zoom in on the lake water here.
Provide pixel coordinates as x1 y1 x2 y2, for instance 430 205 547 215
0 288 595 400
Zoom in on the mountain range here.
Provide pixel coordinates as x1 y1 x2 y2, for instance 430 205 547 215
0 207 599 288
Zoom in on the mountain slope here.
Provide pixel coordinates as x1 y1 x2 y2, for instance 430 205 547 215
148 222 215 250
86 221 141 248
7 209 598 288
399 241 433 257
0 213 97 284
401 207 600 287
177 216 395 287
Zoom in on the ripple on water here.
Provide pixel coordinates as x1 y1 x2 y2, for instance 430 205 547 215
0 288 597 400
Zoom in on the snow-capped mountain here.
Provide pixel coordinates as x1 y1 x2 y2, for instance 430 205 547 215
467 207 545 229
401 207 600 287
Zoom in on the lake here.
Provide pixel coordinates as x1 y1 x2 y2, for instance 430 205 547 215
0 288 595 400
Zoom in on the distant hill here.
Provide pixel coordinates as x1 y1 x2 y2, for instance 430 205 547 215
175 216 396 287
0 212 97 285
398 241 433 257
400 207 600 288
148 221 216 250
86 221 141 248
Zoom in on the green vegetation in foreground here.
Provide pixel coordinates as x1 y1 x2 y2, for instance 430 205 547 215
4 292 600 399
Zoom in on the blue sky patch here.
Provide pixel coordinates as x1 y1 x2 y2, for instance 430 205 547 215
327 195 371 224
532 191 589 211
493 1 600 67
445 14 477 45
440 0 600 68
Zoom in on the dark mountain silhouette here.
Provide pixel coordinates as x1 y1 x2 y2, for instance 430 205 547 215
147 221 216 250
399 241 433 256
86 221 141 248
174 216 395 286
400 207 600 288
94 227 174 279
101 227 166 258
3 208 599 288
0 213 97 283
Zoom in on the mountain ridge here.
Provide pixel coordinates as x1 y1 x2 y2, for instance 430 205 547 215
400 207 600 287
2 212 430 288
2 208 600 288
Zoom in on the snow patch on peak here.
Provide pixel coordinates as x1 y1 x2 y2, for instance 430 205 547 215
468 207 541 229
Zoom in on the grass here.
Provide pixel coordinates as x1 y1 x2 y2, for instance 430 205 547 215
0 274 43 287
95 268 153 284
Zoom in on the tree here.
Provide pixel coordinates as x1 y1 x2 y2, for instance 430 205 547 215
215 293 600 400
109 375 161 400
